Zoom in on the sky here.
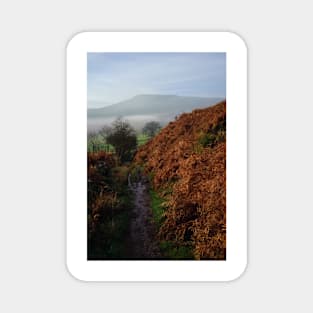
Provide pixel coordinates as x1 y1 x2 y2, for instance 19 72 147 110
87 53 226 108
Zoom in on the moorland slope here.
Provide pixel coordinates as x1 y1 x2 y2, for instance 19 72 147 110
135 100 226 259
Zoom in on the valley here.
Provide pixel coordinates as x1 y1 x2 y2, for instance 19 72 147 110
87 100 226 260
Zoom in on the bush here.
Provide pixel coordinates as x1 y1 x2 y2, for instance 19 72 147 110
198 132 217 147
142 121 161 137
106 118 137 163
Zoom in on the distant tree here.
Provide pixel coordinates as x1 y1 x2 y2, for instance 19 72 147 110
106 118 137 162
98 125 113 152
87 131 99 152
142 121 161 137
99 125 112 138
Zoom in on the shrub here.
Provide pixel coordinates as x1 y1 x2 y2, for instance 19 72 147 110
106 118 137 163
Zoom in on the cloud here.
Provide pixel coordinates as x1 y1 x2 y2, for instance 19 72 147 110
87 53 226 108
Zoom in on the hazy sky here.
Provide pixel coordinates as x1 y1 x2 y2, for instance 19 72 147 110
87 53 226 108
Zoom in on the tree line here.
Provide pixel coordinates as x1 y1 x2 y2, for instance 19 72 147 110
88 118 161 163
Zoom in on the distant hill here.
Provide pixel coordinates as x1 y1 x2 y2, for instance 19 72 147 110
88 95 224 118
87 95 224 132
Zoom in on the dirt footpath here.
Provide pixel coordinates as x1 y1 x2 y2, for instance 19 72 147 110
127 174 161 259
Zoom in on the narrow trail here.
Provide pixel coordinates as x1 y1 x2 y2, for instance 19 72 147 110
127 173 161 259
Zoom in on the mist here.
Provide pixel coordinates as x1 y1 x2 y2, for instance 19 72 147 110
88 114 169 133
87 94 224 133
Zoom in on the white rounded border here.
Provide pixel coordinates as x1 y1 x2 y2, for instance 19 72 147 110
66 32 247 282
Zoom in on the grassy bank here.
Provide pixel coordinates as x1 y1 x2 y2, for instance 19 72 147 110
148 177 194 260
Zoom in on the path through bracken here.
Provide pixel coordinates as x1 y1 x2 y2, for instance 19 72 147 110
127 174 161 259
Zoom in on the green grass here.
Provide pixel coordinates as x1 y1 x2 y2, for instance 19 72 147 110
198 132 217 148
137 133 150 146
88 133 150 152
88 134 115 152
147 172 155 183
149 184 194 259
197 119 226 149
149 189 166 228
159 241 194 259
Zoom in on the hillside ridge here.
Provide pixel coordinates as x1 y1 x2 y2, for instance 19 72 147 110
88 94 224 117
135 100 226 259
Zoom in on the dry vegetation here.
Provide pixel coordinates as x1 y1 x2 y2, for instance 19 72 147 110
134 100 226 259
88 152 132 259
